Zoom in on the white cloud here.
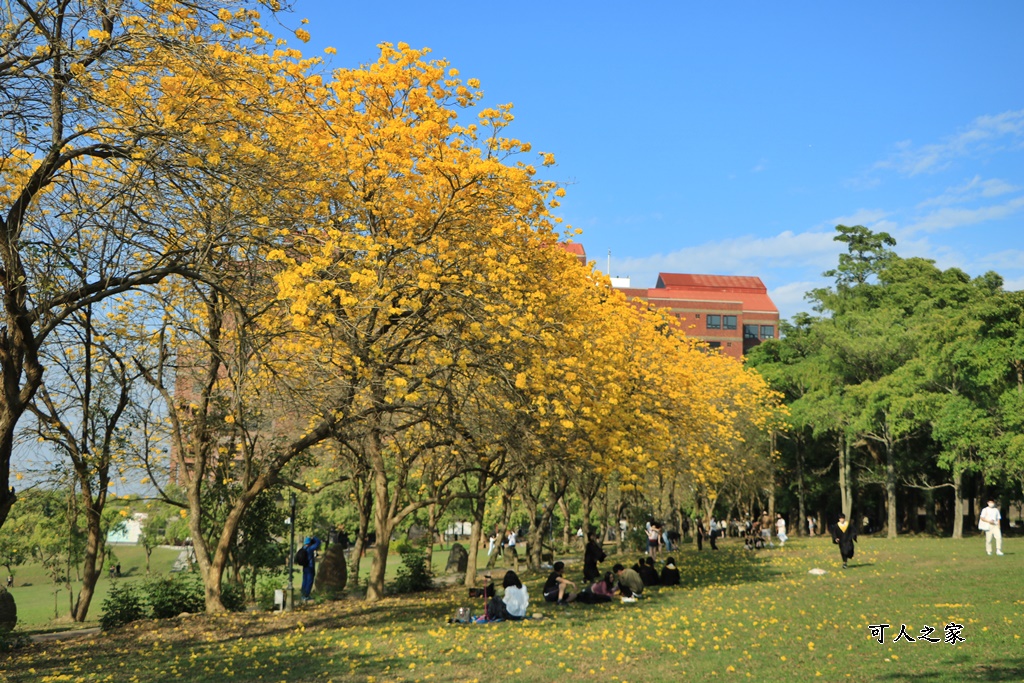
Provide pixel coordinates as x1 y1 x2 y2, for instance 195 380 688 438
906 195 1024 234
1003 275 1024 292
822 208 893 231
874 109 1024 176
917 176 1020 208
609 229 842 286
769 280 827 321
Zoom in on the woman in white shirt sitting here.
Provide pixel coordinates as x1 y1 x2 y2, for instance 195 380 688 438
500 570 529 620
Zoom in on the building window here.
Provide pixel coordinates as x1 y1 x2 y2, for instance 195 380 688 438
760 325 774 340
707 315 721 329
744 324 759 339
723 315 737 330
707 341 721 349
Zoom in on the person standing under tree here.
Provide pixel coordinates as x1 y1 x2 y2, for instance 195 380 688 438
831 514 857 569
298 536 321 601
506 528 519 571
979 499 1004 556
583 532 606 582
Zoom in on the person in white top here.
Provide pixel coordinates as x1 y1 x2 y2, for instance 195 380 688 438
500 570 529 619
506 529 519 571
775 514 788 546
979 500 1004 556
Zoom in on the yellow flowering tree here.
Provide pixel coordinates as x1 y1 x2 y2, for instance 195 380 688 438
0 0 296 529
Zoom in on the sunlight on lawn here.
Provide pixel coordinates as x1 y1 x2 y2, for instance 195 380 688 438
3 537 1020 683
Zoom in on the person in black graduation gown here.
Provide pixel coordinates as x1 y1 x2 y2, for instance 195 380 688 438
583 533 606 582
637 556 660 587
831 513 858 568
660 557 680 586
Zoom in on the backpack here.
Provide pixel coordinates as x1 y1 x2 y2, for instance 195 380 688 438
294 547 309 566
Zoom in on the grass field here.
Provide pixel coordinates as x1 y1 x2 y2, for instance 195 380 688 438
2 535 1021 682
6 543 484 631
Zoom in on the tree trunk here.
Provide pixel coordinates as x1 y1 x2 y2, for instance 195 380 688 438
615 496 628 554
558 496 571 547
425 501 437 569
580 488 596 540
348 481 373 587
464 491 487 588
487 487 512 570
952 469 964 539
795 439 806 537
839 434 853 519
885 445 897 539
365 461 392 602
72 505 104 622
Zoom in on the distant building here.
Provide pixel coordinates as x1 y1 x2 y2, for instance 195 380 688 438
614 272 780 359
559 242 587 266
107 512 148 545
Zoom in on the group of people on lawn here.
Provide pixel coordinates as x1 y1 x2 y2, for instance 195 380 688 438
483 531 683 620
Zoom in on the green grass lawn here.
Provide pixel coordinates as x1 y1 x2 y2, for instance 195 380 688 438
3 536 1021 682
7 542 486 630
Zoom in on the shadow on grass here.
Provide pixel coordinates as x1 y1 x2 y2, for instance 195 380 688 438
876 656 1024 682
672 546 781 588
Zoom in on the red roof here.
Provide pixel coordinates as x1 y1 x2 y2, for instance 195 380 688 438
558 242 586 256
656 273 767 292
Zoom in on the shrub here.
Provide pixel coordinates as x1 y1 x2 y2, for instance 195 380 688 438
144 575 204 618
100 582 147 630
254 571 291 610
220 581 247 612
0 630 29 652
391 545 433 594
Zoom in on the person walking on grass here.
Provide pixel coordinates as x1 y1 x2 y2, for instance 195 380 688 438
979 499 1004 556
831 514 857 569
775 513 788 546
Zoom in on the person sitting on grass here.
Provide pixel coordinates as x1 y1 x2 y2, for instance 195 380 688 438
660 557 680 586
488 570 528 620
543 561 577 605
614 562 644 602
638 556 660 587
577 570 618 604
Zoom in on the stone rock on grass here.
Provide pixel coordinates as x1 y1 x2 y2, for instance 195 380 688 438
315 540 348 597
0 587 16 632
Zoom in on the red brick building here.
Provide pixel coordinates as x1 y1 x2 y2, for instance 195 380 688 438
614 272 780 359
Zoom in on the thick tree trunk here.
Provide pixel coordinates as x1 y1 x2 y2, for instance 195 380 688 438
366 464 392 602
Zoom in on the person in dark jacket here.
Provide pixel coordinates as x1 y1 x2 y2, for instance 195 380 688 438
637 556 660 586
583 533 606 582
831 514 857 569
299 536 321 600
660 557 680 586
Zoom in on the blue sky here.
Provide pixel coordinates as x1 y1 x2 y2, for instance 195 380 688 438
288 1 1024 321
